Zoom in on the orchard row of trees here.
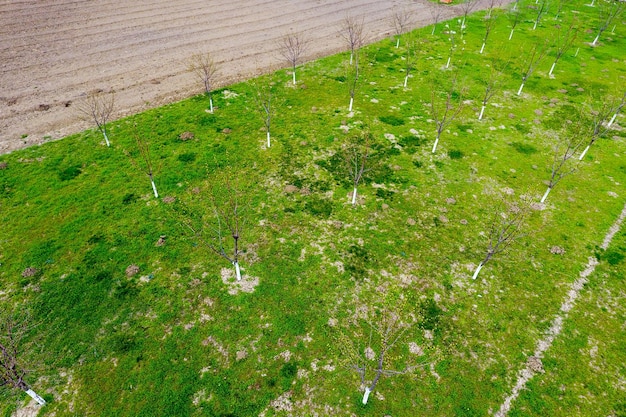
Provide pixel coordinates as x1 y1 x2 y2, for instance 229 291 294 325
10 0 622 407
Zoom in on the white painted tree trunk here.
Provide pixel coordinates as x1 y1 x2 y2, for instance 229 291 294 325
103 130 110 147
349 97 354 112
234 261 242 281
540 187 551 203
509 28 515 40
432 137 440 153
25 389 46 405
432 25 436 35
362 387 371 405
589 0 595 5
446 56 451 68
350 52 353 65
592 33 600 45
579 144 590 160
292 71 297 85
267 131 271 148
472 262 484 280
549 62 556 76
480 42 486 54
608 113 618 127
150 178 158 198
575 47 580 57
396 38 400 48
533 20 538 30
478 105 486 120
513 2 518 10
351 187 358 205
404 76 409 88
461 16 466 29
517 82 525 96
209 97 214 113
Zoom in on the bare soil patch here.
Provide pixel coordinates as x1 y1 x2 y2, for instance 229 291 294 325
1 0 501 154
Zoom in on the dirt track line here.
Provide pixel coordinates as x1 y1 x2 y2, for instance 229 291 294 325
493 201 626 417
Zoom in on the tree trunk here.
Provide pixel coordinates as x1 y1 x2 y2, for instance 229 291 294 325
432 135 440 153
446 56 451 69
478 105 486 120
292 70 297 85
267 130 271 148
234 260 242 281
509 28 515 40
472 262 484 280
432 25 436 35
362 387 371 405
517 82 525 96
103 129 111 147
480 42 486 54
404 75 409 88
592 33 600 45
533 20 538 30
351 187 358 205
549 62 557 76
579 144 590 160
349 97 354 112
209 97 214 113
150 177 158 198
25 388 46 406
350 52 353 65
540 186 551 203
396 38 400 48
608 113 618 127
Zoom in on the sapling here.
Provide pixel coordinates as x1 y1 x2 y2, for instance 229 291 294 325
472 195 530 279
591 0 625 46
279 32 309 85
548 19 578 76
460 0 478 30
403 35 420 88
533 0 549 30
340 15 366 66
445 29 457 69
429 4 443 35
336 292 430 405
253 80 274 148
507 6 523 40
347 56 360 112
77 90 114 147
128 125 159 198
430 74 466 153
391 8 413 48
541 127 584 203
0 308 46 406
179 170 250 282
479 60 508 120
480 12 498 54
607 91 626 127
517 42 550 95
343 131 373 205
189 52 220 113
578 98 614 160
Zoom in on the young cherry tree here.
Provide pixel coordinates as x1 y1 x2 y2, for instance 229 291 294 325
430 74 466 153
607 91 626 127
127 125 159 198
253 80 274 148
343 131 373 205
279 32 309 85
480 12 498 54
77 90 115 147
347 56 360 112
578 98 614 160
402 35 420 88
445 29 457 69
460 0 478 30
429 4 443 35
478 60 508 120
340 15 366 65
540 126 584 203
472 194 531 279
548 19 578 77
517 42 550 95
591 0 625 46
507 6 523 40
189 52 220 113
0 308 46 406
179 170 250 282
336 291 432 405
391 8 413 48
533 0 549 30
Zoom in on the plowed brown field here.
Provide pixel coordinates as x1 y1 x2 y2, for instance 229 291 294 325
0 0 498 154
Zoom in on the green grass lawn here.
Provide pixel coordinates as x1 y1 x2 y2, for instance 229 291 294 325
1 0 625 415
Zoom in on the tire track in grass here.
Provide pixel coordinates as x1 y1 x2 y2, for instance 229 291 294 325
494 201 626 417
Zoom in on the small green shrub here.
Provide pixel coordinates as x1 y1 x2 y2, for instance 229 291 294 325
122 193 138 205
510 142 538 154
379 115 405 126
58 165 82 181
304 196 333 218
177 152 197 163
448 149 464 160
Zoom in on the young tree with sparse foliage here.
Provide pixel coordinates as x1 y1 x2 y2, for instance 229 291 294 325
517 42 550 95
189 52 220 113
479 61 508 120
340 15 366 65
253 80 275 148
178 170 250 282
578 98 615 160
472 195 530 279
540 126 584 203
391 8 413 48
0 308 46 406
592 0 625 45
127 125 159 198
548 19 578 76
77 90 115 147
343 132 373 206
430 74 466 153
533 0 549 30
279 32 309 85
429 4 443 35
607 91 626 127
